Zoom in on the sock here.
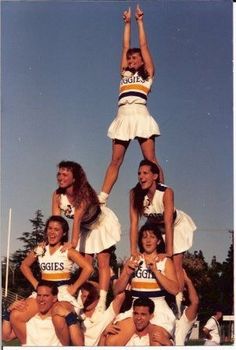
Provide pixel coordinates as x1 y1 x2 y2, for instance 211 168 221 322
90 290 108 323
77 290 84 309
97 289 107 310
98 192 109 204
176 291 183 318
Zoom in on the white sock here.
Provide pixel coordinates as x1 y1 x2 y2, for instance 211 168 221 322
90 290 108 322
98 192 109 204
176 291 183 317
77 289 84 309
97 289 107 309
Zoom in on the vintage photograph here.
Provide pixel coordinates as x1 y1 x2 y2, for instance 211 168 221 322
1 0 234 347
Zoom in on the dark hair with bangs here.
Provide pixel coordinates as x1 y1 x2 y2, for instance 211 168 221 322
44 215 69 244
125 48 149 80
138 223 165 253
133 297 155 314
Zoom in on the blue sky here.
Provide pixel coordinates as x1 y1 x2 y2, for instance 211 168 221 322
1 0 233 264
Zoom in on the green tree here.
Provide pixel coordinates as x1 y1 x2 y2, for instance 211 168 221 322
183 242 234 326
218 240 234 314
10 210 45 295
183 251 224 319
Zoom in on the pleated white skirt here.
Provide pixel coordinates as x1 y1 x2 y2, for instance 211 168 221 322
107 104 160 141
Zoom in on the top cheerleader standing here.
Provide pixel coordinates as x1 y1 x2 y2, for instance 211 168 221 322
98 5 164 205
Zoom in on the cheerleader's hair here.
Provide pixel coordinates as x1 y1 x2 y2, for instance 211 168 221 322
132 159 160 217
81 282 99 310
56 160 99 208
139 159 159 175
138 223 165 254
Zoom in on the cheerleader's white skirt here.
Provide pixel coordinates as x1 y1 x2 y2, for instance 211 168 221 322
77 206 121 254
107 104 160 141
172 210 197 255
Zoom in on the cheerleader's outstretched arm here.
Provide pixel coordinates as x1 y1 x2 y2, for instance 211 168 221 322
135 5 155 77
120 7 131 72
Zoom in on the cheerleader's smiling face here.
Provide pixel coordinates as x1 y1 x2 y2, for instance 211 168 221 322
127 52 143 71
57 167 75 189
141 230 159 254
138 165 158 191
47 221 64 246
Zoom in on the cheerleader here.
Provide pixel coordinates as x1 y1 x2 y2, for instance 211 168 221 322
130 159 197 317
52 160 121 316
98 5 164 205
106 223 178 345
12 216 92 345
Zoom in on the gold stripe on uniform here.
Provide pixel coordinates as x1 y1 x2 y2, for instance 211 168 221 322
41 272 71 281
131 281 161 290
120 84 149 94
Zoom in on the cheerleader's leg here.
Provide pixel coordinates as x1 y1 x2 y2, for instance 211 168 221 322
173 253 184 319
99 140 130 201
90 250 111 322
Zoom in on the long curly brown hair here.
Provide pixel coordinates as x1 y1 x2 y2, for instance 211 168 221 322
131 159 159 217
56 161 99 208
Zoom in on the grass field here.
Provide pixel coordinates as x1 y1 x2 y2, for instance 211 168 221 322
2 339 20 346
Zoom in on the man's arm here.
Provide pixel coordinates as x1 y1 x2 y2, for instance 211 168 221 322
52 303 84 345
3 299 28 344
113 258 138 295
202 317 215 340
202 326 212 339
98 323 121 346
2 319 16 342
150 324 173 346
111 292 126 315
